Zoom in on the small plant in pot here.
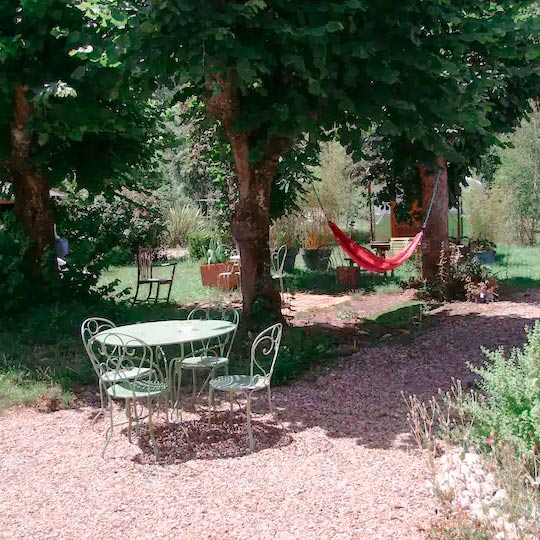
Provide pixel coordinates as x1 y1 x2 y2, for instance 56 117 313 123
199 239 232 288
470 238 497 265
270 214 302 272
300 216 333 271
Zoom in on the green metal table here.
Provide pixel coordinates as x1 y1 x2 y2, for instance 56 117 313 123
94 319 236 412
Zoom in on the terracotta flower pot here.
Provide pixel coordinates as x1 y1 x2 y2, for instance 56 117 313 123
336 266 359 289
200 263 228 287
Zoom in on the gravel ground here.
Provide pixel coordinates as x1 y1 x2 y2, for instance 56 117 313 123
1 294 540 540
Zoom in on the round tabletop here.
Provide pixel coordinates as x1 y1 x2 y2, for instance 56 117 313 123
94 319 236 347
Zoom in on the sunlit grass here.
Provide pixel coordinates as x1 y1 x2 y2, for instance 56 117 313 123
491 244 540 291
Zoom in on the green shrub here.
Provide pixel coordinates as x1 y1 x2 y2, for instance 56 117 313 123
206 238 229 263
56 187 165 272
0 214 59 314
423 243 496 301
462 322 540 464
187 231 213 260
164 204 205 247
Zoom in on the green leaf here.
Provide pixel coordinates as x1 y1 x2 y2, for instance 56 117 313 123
325 21 344 33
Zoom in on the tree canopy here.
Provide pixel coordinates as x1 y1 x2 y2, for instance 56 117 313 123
0 0 162 187
3 1 540 318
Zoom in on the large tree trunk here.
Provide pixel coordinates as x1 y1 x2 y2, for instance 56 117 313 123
420 157 449 279
205 75 284 321
231 161 281 321
229 133 283 321
9 85 56 277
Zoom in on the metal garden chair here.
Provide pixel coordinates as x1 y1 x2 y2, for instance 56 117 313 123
87 332 169 459
80 317 120 421
208 322 283 451
271 245 287 303
133 247 177 304
171 303 240 406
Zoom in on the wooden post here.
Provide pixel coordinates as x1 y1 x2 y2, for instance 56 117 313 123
420 157 449 279
368 182 375 241
457 196 462 243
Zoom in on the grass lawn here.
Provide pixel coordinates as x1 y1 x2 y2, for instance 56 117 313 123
98 259 239 305
491 244 540 291
99 250 419 303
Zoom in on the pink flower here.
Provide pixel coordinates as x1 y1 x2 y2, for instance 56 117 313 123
486 436 495 445
486 463 496 471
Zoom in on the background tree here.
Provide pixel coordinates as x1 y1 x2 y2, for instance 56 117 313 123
132 0 540 317
0 0 160 285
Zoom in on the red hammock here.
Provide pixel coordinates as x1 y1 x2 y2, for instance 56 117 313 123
328 221 423 273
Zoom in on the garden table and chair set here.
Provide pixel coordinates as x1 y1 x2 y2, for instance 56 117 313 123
80 304 283 458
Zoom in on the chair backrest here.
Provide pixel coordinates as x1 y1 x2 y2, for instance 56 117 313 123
271 245 287 276
187 302 240 358
137 247 153 281
87 332 165 389
250 323 283 381
389 237 416 257
80 317 116 357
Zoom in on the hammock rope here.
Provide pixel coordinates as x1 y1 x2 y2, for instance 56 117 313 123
313 169 443 273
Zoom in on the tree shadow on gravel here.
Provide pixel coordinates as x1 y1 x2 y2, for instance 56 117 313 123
275 308 535 450
132 412 292 465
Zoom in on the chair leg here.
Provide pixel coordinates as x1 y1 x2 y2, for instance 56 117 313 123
166 282 173 303
102 398 114 458
132 281 140 305
208 387 215 427
246 393 254 451
92 380 105 424
267 385 273 414
133 399 141 436
191 369 197 407
155 283 161 303
145 282 153 302
126 399 132 443
147 397 159 460
229 391 234 427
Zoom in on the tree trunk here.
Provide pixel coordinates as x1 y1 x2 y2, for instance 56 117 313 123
229 134 282 322
9 85 56 277
231 172 281 322
420 157 449 279
205 75 284 321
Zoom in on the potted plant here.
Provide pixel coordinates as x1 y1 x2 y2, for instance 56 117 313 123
199 239 234 288
300 216 333 271
470 239 496 264
270 214 302 272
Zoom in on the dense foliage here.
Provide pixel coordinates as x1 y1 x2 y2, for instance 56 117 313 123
0 0 162 186
461 322 540 470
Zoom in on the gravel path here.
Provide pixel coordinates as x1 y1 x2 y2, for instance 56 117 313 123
1 294 540 540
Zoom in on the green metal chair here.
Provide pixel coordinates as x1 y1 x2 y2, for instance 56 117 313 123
208 322 283 451
87 332 168 459
81 317 118 421
171 303 240 406
271 245 287 304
